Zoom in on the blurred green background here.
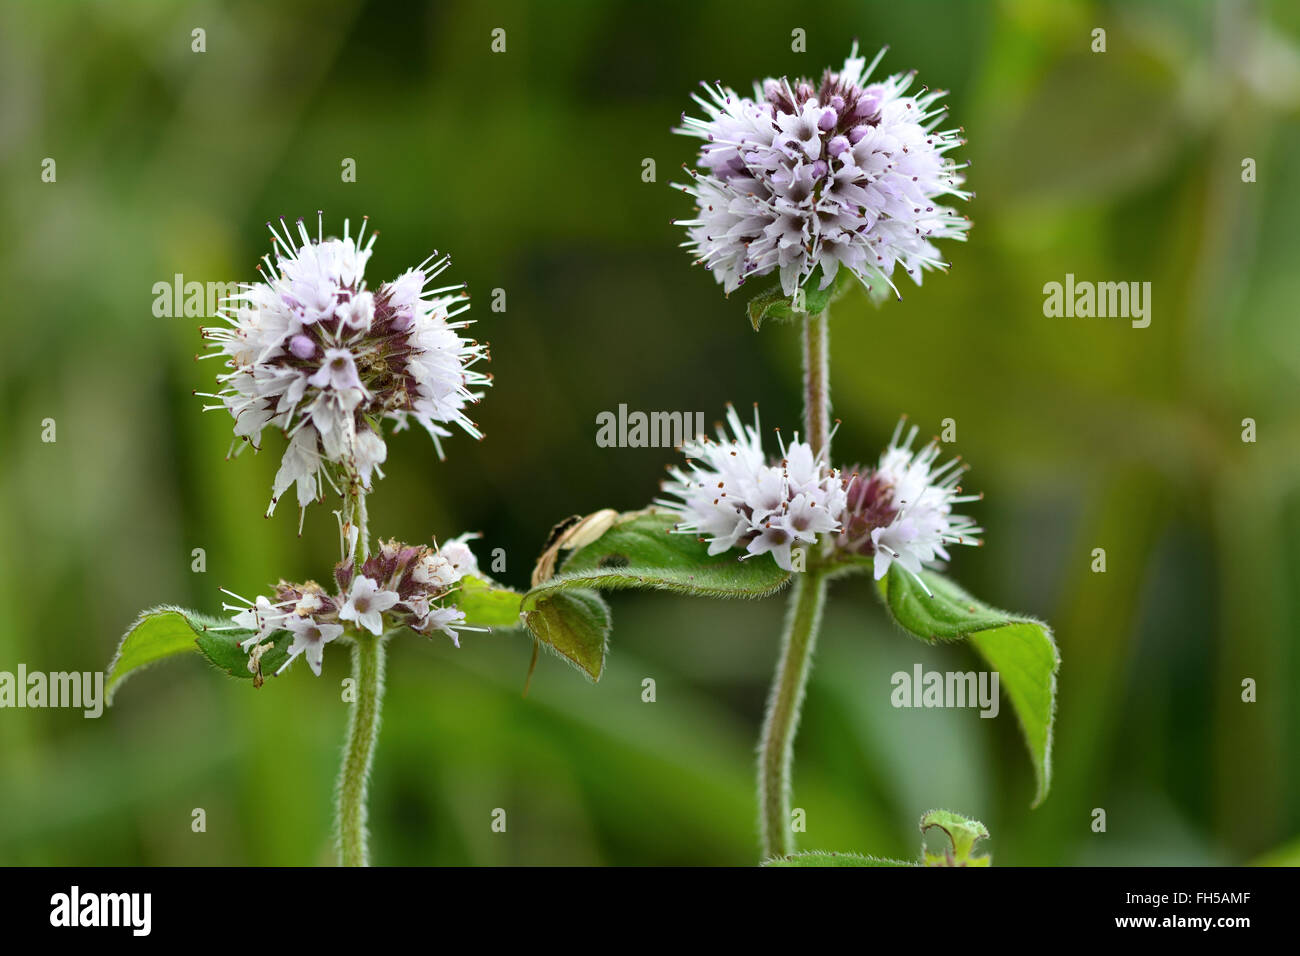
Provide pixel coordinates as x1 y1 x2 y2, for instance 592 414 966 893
1 0 1298 866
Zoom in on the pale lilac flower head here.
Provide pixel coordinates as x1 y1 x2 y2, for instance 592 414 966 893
674 43 969 300
201 214 490 525
657 405 847 571
223 535 485 677
837 418 982 592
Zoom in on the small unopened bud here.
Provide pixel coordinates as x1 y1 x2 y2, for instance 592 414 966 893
290 334 316 359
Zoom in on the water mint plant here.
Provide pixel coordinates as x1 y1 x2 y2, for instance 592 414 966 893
520 46 1057 864
108 217 522 866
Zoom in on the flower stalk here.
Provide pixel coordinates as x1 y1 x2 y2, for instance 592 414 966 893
338 628 385 867
758 564 828 858
803 310 830 460
337 481 381 867
757 308 832 859
665 41 979 862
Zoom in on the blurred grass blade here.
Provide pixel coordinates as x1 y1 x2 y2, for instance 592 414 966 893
877 567 1059 807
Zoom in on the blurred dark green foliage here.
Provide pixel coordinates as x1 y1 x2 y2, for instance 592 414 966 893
1 0 1297 865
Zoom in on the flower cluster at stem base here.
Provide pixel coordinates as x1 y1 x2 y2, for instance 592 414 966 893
223 534 482 677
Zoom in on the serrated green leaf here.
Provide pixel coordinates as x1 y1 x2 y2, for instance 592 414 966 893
107 607 203 703
521 589 611 681
877 566 1059 807
453 575 524 630
762 851 916 867
520 510 792 680
107 606 292 703
195 618 292 681
920 809 991 867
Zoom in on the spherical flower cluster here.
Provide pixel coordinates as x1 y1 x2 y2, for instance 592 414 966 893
659 409 982 585
674 43 969 299
201 214 490 525
224 534 483 678
837 418 982 590
657 405 847 571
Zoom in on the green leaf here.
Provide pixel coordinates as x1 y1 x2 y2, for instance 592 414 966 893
763 810 991 867
452 575 524 630
194 617 292 682
520 510 792 680
877 566 1059 807
920 809 991 867
107 606 290 703
553 510 792 598
521 590 611 681
762 851 916 867
745 266 852 331
107 607 201 703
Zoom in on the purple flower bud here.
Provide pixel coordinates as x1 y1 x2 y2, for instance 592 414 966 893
334 560 354 594
289 334 316 359
853 92 881 119
830 95 846 112
828 135 851 158
849 125 870 145
811 160 828 179
388 308 413 332
818 109 838 132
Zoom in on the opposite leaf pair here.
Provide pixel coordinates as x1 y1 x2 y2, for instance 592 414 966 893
520 508 1058 808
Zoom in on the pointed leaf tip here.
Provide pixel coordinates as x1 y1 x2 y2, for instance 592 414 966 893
107 606 292 703
876 566 1059 807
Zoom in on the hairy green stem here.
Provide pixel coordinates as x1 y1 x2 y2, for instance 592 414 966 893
757 308 834 859
803 309 830 458
338 632 385 866
337 479 380 866
342 475 371 561
758 568 828 858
